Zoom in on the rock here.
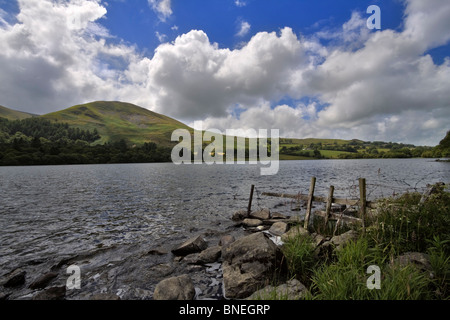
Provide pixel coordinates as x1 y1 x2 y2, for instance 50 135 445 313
2 268 26 288
172 235 208 256
243 218 263 227
392 252 432 273
0 292 9 300
90 293 121 300
269 222 289 236
184 246 222 265
147 248 168 256
329 230 358 251
232 209 249 221
32 286 66 300
222 232 284 299
148 263 175 278
219 235 235 247
311 233 326 247
281 226 309 242
153 275 195 300
29 272 58 290
198 246 222 264
420 182 445 204
247 279 308 300
250 208 270 220
271 212 289 219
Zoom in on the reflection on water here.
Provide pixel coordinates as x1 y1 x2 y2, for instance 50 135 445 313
0 159 449 281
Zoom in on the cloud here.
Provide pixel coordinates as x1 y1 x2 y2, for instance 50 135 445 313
236 21 251 37
155 31 167 42
0 0 449 146
234 1 247 8
148 0 172 22
144 27 306 120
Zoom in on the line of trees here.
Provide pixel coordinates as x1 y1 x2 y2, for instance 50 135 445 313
0 118 172 166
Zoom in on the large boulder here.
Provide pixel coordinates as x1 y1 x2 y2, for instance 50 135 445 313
222 232 284 299
153 274 195 300
171 235 208 256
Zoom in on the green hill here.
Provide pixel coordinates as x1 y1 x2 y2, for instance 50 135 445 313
41 101 192 146
0 105 36 120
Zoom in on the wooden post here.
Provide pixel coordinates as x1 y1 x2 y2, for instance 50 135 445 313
359 178 366 233
247 184 255 215
303 177 316 229
324 185 335 227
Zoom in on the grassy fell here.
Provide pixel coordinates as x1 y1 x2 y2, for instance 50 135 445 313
41 101 192 146
0 105 36 120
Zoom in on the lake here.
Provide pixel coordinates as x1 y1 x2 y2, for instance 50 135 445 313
0 158 449 299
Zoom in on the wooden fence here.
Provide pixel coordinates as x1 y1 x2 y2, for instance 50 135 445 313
248 177 376 233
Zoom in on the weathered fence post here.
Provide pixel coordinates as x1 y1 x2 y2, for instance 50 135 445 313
324 185 335 227
303 177 316 229
359 178 366 233
247 184 255 216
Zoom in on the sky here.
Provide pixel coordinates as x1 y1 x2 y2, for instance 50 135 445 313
0 0 449 146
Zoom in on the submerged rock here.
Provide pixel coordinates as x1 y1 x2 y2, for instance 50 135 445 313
2 268 26 288
29 272 58 290
32 286 66 300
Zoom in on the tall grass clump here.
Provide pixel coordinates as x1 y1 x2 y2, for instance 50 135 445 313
367 185 450 256
427 236 450 299
282 233 318 286
309 237 433 300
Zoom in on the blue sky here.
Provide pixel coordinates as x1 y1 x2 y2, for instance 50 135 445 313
102 1 405 55
0 0 449 146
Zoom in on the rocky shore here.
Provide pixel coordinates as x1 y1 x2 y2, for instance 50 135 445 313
1 203 438 301
0 205 363 300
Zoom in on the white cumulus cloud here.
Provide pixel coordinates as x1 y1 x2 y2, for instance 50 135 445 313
0 0 449 145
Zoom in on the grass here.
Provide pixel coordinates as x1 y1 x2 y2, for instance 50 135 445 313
0 105 36 120
41 101 192 146
276 184 450 300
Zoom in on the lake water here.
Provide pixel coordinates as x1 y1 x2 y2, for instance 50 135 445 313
0 158 449 299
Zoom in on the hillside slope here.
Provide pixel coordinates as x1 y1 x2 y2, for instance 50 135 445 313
0 105 36 120
41 101 192 145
